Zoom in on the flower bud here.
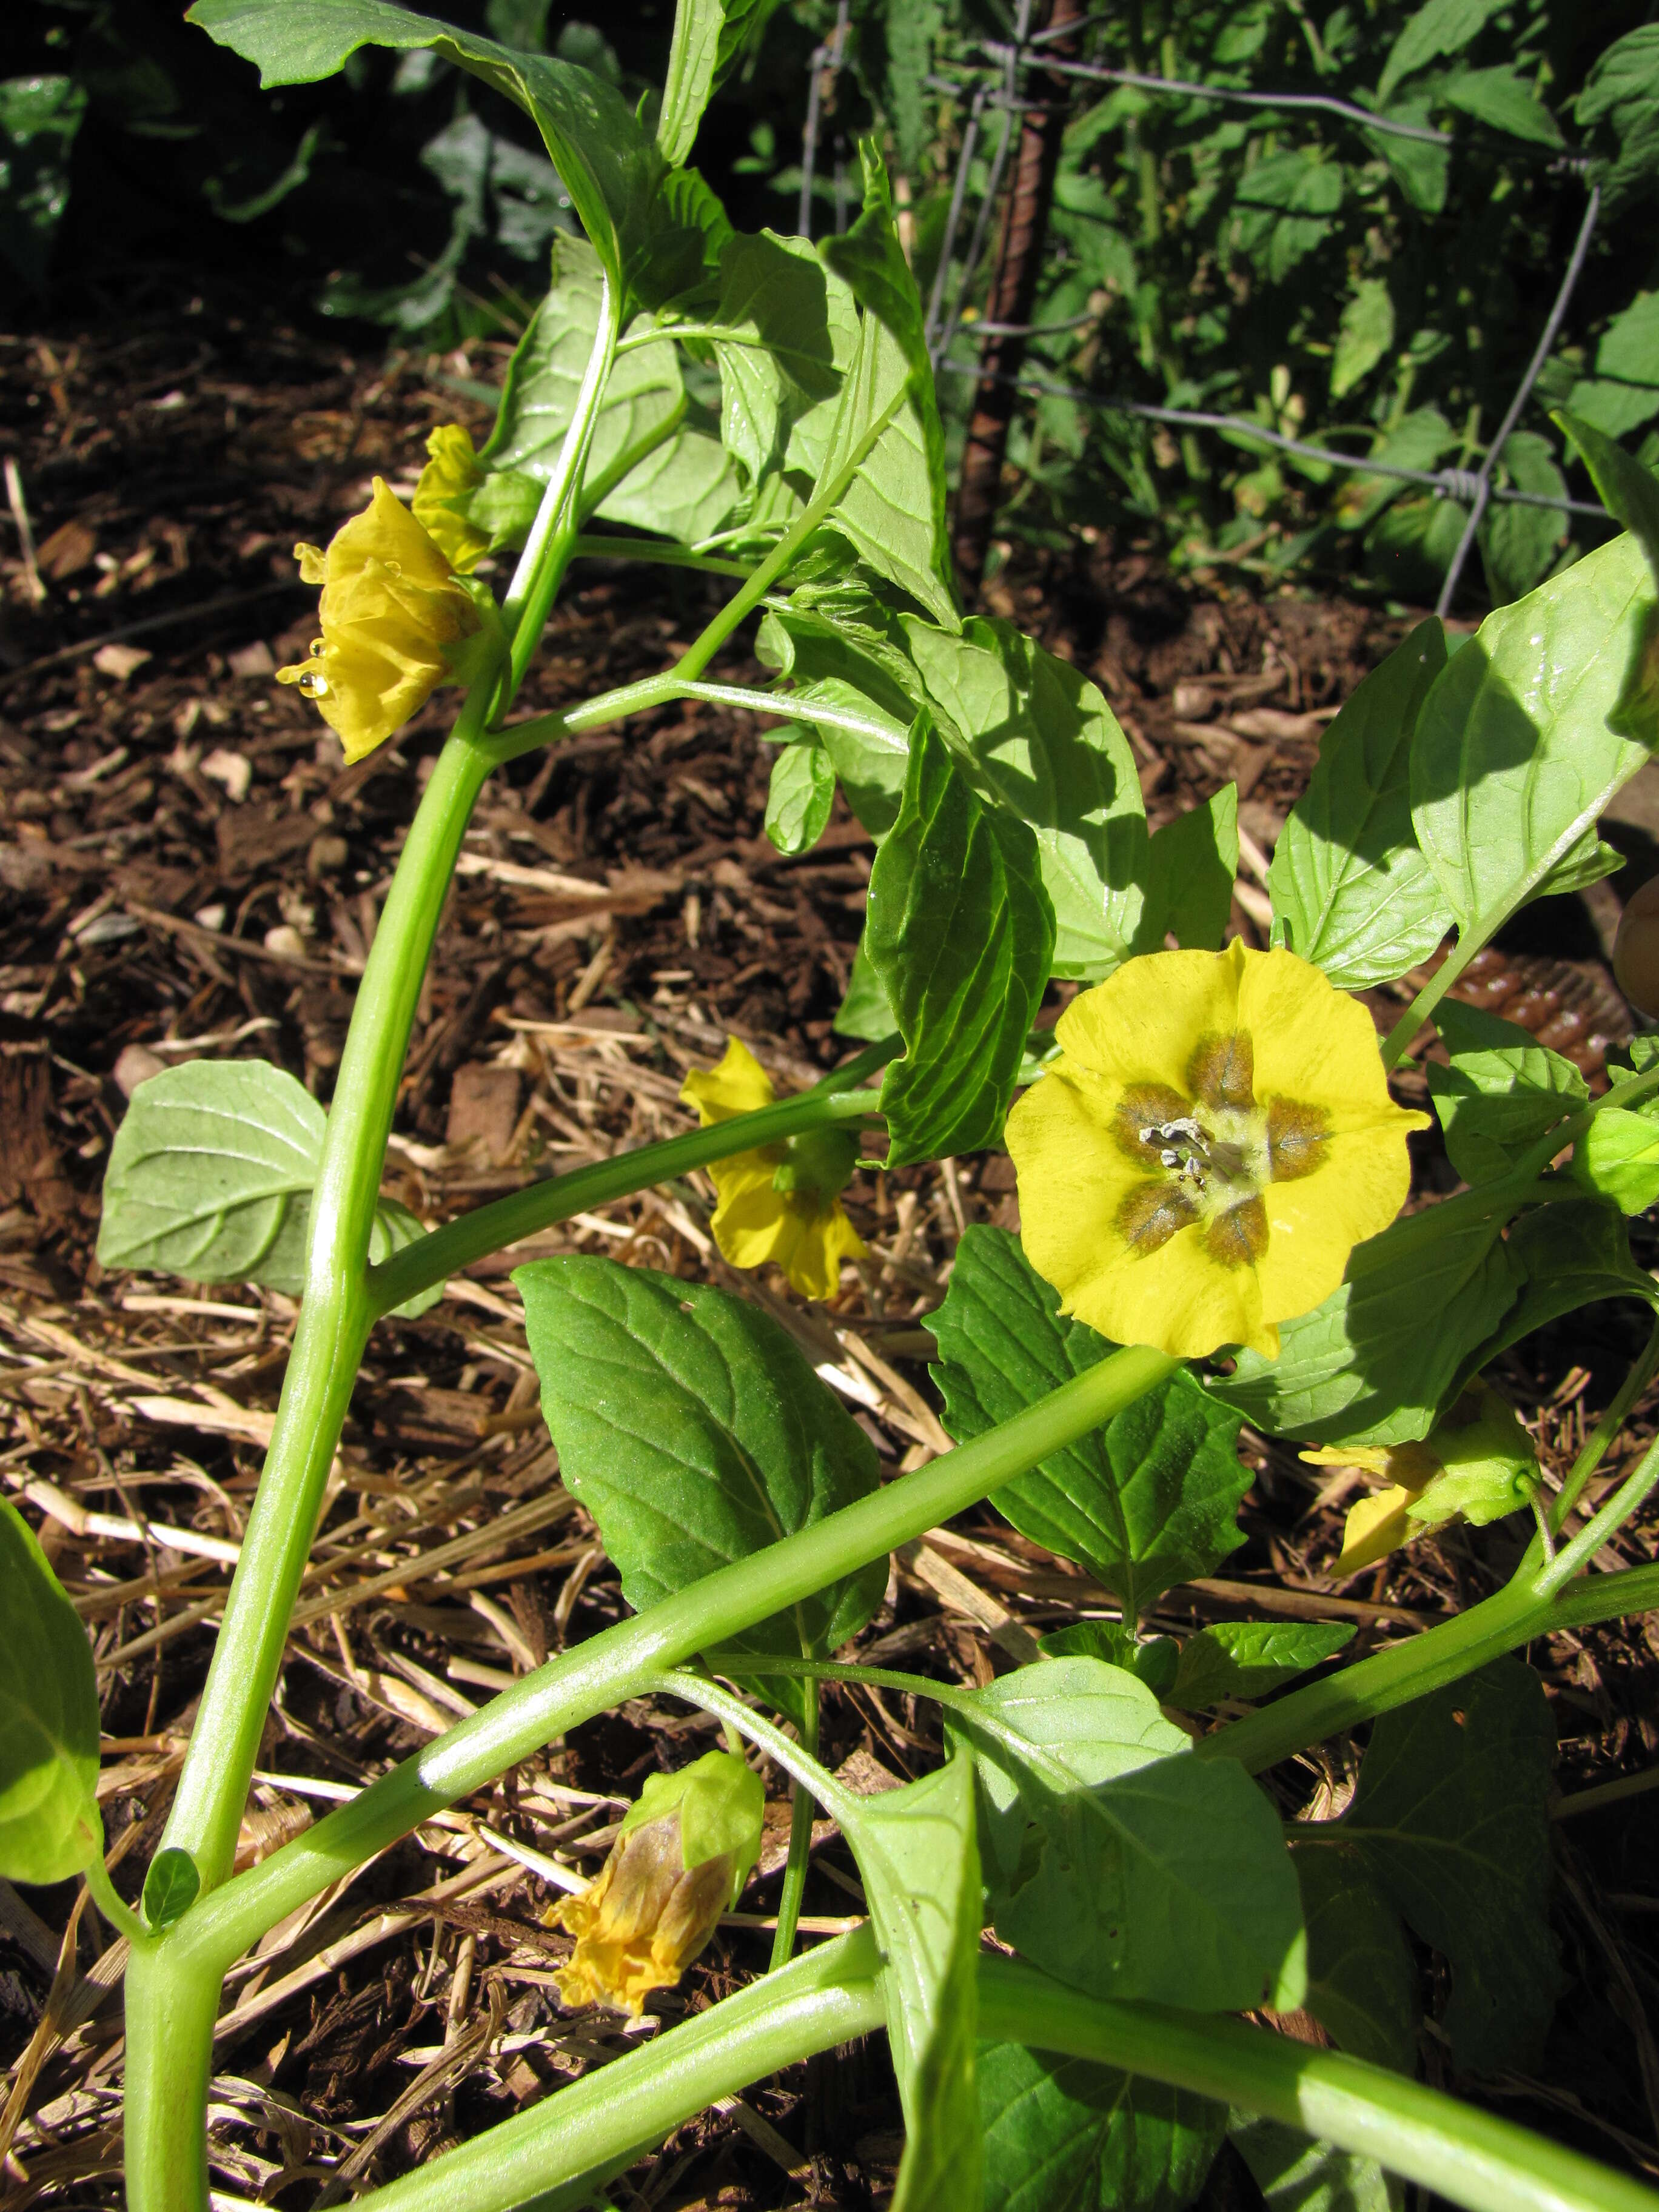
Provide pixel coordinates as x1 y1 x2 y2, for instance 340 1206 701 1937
1614 875 1659 1018
551 1750 764 2016
1308 1381 1538 1577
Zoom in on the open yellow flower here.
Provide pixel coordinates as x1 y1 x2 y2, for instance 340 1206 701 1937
1306 1383 1539 1577
681 1038 866 1301
411 423 491 574
551 1751 763 2016
275 478 482 762
1005 940 1429 1359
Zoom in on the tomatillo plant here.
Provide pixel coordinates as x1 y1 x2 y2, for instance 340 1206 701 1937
3 8 1659 2212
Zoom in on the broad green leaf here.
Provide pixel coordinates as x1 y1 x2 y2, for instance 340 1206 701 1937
785 676 912 836
1214 1198 1522 1446
187 0 664 296
1134 787 1238 954
1424 1001 1586 1185
1169 1621 1355 1712
840 1749 982 2212
1440 65 1562 146
1480 432 1570 602
142 1846 202 1929
1555 410 1659 588
1267 620 1452 987
905 617 1148 977
1331 281 1395 400
1450 1196 1656 1393
1231 2119 1401 2212
1039 1622 1179 1701
980 2041 1225 2212
948 1658 1305 2013
0 1498 101 1885
817 143 958 631
657 0 722 166
1361 103 1447 217
1570 1107 1659 1213
1377 0 1506 102
930 1227 1248 1615
1410 533 1659 953
1575 28 1659 213
835 938 899 1042
759 571 926 729
514 1259 885 1708
764 734 835 854
1597 293 1659 391
706 230 857 484
1289 1847 1418 2072
481 235 737 545
1328 1658 1562 2073
866 720 1054 1168
99 1059 324 1282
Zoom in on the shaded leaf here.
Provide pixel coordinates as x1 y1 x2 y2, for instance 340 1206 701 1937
142 1846 201 1929
1289 1846 1418 2072
980 2041 1225 2212
1424 1001 1586 1185
1450 1195 1655 1393
1170 1621 1355 1712
764 734 836 854
1378 0 1506 102
1555 410 1659 588
1439 65 1561 146
0 1498 101 1885
1231 2119 1401 2212
1332 281 1395 400
708 230 857 484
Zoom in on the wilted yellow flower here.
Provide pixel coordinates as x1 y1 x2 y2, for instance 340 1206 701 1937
681 1039 866 1301
552 1751 764 2016
411 423 491 574
1307 1383 1540 1577
275 478 482 762
1006 941 1429 1359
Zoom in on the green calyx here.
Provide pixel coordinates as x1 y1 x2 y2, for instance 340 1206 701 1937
771 1124 861 1201
620 1749 766 1896
1408 1383 1540 1533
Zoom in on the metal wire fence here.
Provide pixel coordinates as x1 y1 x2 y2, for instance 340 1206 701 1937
797 10 1612 615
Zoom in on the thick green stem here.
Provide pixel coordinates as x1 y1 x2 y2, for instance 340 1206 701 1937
182 1344 1178 1971
771 1682 820 1970
122 1940 220 2212
977 1959 1659 2212
366 1044 895 1316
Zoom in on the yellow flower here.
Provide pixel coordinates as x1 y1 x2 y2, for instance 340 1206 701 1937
411 423 491 574
275 478 482 762
681 1039 867 1301
551 1751 764 2016
1307 1384 1540 1577
1005 940 1429 1360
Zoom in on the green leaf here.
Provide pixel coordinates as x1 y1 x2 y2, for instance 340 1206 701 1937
1361 103 1447 216
835 937 899 1042
840 1748 982 2212
1410 533 1659 954
866 720 1054 1168
980 2041 1225 2212
930 1227 1249 1615
1170 1621 1355 1712
1570 1106 1659 1213
1328 1658 1562 2073
0 73 87 290
481 234 737 545
514 1259 885 1711
1450 1196 1655 1392
1480 432 1569 603
142 1846 201 1929
1289 1847 1418 2073
1439 65 1562 146
657 0 722 166
1555 410 1659 589
759 571 926 734
1134 787 1238 954
1267 620 1451 987
817 142 958 631
1331 281 1395 400
1213 1198 1522 1446
905 617 1148 977
949 1658 1305 2014
0 1497 101 1885
1377 0 1506 102
706 230 857 484
1597 293 1659 390
1424 1001 1586 1185
187 0 664 297
1039 1623 1179 1701
764 734 836 854
784 675 912 836
1575 28 1659 215
1230 2119 1402 2212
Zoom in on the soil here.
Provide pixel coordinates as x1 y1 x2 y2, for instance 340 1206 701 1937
2 287 1657 2211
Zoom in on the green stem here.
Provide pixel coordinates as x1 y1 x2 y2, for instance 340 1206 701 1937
84 1852 146 1946
770 1682 820 1971
122 1940 221 2212
977 1959 1659 2212
1381 939 1498 1071
1535 1427 1659 1596
645 1671 859 1824
367 1069 888 1316
183 1344 1179 1971
350 1931 886 2212
1546 1313 1659 1537
569 532 754 579
487 671 904 768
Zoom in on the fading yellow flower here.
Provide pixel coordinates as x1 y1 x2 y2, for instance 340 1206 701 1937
275 478 482 762
411 423 491 574
551 1751 764 2016
1308 1383 1540 1577
1005 940 1429 1360
681 1039 866 1301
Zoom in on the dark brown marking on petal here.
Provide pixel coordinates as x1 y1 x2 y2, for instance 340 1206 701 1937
1188 1030 1256 1113
1113 1082 1191 1165
1117 1180 1199 1253
1266 1096 1332 1182
1205 1195 1269 1268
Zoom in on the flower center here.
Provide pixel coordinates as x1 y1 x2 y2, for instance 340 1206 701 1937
1111 1028 1330 1270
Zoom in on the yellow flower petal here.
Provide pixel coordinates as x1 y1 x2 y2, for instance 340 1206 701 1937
552 1814 732 2017
1054 939 1248 1096
1239 947 1432 1141
412 423 491 574
1335 1483 1423 1576
682 1037 776 1125
1255 1125 1413 1324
